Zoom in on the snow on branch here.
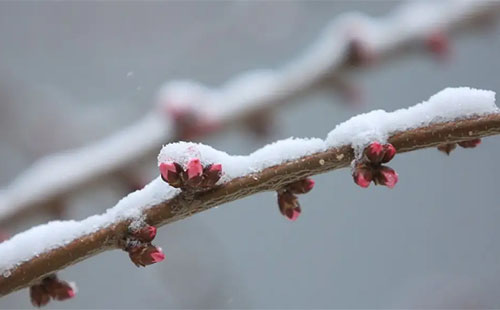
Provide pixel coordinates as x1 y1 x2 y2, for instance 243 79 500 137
1 87 499 299
0 1 498 226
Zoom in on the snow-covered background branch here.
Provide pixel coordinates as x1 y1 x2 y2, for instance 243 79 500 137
1 1 500 308
0 0 497 228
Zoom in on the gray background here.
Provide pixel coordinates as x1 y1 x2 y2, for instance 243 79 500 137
1 1 500 308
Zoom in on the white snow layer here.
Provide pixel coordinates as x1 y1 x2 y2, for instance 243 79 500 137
0 87 497 277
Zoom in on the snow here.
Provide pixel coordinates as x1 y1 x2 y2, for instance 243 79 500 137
159 87 497 180
157 1 495 123
0 87 497 276
326 87 498 153
0 113 171 221
0 178 178 277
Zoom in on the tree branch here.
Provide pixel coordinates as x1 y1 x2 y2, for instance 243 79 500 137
1 111 499 297
1 1 498 227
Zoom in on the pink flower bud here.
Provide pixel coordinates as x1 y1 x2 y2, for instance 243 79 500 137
364 141 384 163
277 191 301 221
374 166 398 189
159 162 184 188
201 163 222 187
48 282 75 301
286 178 315 194
458 138 481 148
131 225 157 243
425 31 450 60
437 143 457 155
41 274 75 301
128 244 165 267
186 158 203 180
30 285 50 308
353 165 373 188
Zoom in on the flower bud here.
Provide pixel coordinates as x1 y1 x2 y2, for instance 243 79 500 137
458 138 481 148
381 143 396 163
286 178 315 194
130 225 157 243
364 141 384 163
437 143 457 155
353 164 373 188
30 285 50 308
201 163 222 187
374 166 398 189
41 274 76 301
129 244 165 267
159 162 184 188
277 191 301 221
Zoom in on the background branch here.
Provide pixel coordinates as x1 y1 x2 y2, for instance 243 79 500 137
1 112 499 297
1 1 498 227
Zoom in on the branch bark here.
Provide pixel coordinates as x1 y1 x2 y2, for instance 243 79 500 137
1 113 499 297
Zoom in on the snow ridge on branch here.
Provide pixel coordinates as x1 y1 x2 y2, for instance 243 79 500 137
0 0 497 225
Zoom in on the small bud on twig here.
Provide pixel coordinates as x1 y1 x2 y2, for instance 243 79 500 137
129 225 157 243
277 191 301 221
29 274 75 307
286 178 315 194
437 138 482 155
128 244 165 267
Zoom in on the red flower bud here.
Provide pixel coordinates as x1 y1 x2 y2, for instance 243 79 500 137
130 225 157 243
458 138 481 148
159 162 184 188
201 163 222 187
128 244 165 267
364 141 384 163
364 142 396 164
41 274 76 301
374 166 398 189
30 285 50 308
425 31 450 60
277 191 301 221
286 178 315 194
437 143 457 155
381 143 396 163
353 164 373 188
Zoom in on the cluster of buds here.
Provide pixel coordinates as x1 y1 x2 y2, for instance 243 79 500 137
243 109 275 138
126 224 165 267
277 178 315 221
30 274 75 307
437 138 481 155
345 39 376 67
165 105 220 140
352 141 398 189
425 30 451 61
159 158 222 190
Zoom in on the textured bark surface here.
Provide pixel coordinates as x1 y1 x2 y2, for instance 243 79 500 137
1 113 499 297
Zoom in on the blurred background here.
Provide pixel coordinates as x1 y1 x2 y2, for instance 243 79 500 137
1 1 500 308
